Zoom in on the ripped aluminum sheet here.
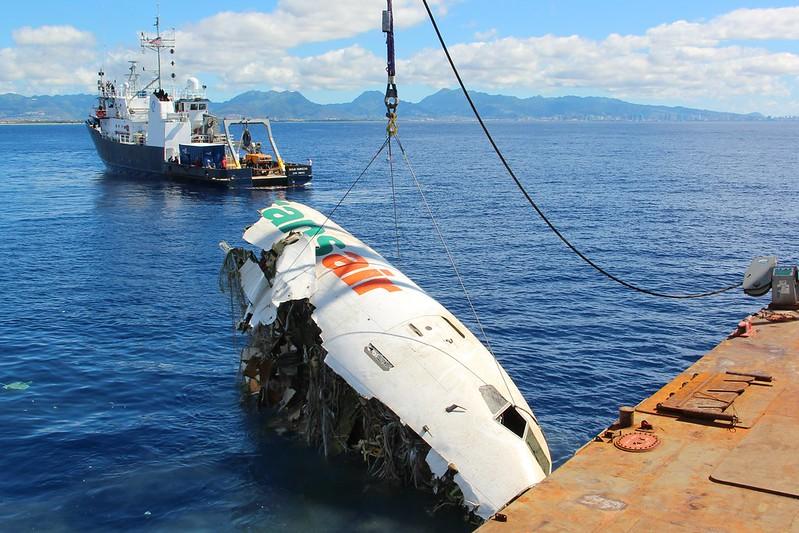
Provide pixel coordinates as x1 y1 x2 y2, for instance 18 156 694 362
238 235 316 327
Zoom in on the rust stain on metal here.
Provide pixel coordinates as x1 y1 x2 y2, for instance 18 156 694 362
479 312 799 532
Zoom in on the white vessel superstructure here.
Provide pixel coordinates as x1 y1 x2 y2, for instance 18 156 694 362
86 18 312 188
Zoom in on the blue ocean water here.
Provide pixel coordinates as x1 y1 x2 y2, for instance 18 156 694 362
0 120 797 531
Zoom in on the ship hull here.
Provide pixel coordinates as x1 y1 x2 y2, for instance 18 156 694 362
87 122 166 177
86 123 306 188
250 164 313 188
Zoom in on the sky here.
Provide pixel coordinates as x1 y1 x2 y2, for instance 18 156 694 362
2 1 799 114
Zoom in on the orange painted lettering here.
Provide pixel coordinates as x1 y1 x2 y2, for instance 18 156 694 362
322 251 401 295
353 278 401 295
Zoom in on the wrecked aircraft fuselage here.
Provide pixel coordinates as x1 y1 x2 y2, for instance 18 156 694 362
219 200 551 520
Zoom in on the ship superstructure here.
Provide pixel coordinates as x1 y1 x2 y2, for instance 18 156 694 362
86 18 311 188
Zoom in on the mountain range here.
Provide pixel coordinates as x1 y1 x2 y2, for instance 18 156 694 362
0 89 766 122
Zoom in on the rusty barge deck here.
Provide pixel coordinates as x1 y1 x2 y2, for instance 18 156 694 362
480 309 799 532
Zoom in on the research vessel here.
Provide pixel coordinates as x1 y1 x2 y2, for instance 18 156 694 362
85 19 311 188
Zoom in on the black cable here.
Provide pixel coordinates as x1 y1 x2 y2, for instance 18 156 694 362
395 133 516 403
325 136 390 223
282 137 390 271
420 0 741 299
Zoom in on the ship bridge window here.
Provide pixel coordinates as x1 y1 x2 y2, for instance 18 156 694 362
199 103 207 110
190 103 198 110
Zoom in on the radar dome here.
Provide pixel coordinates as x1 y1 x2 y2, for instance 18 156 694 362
185 77 200 93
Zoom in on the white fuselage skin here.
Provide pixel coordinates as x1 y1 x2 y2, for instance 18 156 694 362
239 200 552 519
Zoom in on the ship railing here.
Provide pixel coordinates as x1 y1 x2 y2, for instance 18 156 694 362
165 112 189 122
189 134 230 144
127 108 149 118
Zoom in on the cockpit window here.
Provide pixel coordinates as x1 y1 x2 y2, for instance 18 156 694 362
497 405 526 439
484 387 550 472
479 384 509 416
525 425 551 474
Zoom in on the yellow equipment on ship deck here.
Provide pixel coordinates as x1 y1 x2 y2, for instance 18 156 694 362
244 153 272 166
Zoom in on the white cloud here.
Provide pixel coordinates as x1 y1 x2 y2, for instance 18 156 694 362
150 3 799 109
474 28 497 42
12 25 94 46
0 25 97 93
176 0 447 56
169 0 450 93
710 7 799 40
215 44 385 91
397 6 799 112
3 4 799 113
0 1 449 95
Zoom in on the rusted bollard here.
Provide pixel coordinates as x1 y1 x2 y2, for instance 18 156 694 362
618 406 635 428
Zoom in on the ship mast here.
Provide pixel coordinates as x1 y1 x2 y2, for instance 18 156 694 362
155 16 161 90
127 61 139 90
139 13 175 93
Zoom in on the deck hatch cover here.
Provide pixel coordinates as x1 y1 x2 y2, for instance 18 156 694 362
655 372 763 423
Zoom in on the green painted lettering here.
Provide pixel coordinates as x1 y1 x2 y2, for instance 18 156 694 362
315 235 346 256
261 206 303 227
279 220 327 237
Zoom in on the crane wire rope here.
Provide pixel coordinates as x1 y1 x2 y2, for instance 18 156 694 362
393 133 516 403
323 137 390 226
388 138 402 263
420 0 741 300
282 138 390 273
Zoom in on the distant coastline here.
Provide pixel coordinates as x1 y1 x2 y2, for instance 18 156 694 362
4 117 798 126
0 120 83 125
5 118 799 126
2 88 786 123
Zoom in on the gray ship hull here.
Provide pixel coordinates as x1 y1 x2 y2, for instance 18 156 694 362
86 123 254 187
88 123 168 176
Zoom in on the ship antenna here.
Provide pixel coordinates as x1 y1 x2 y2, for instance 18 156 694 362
139 6 174 95
155 10 161 90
